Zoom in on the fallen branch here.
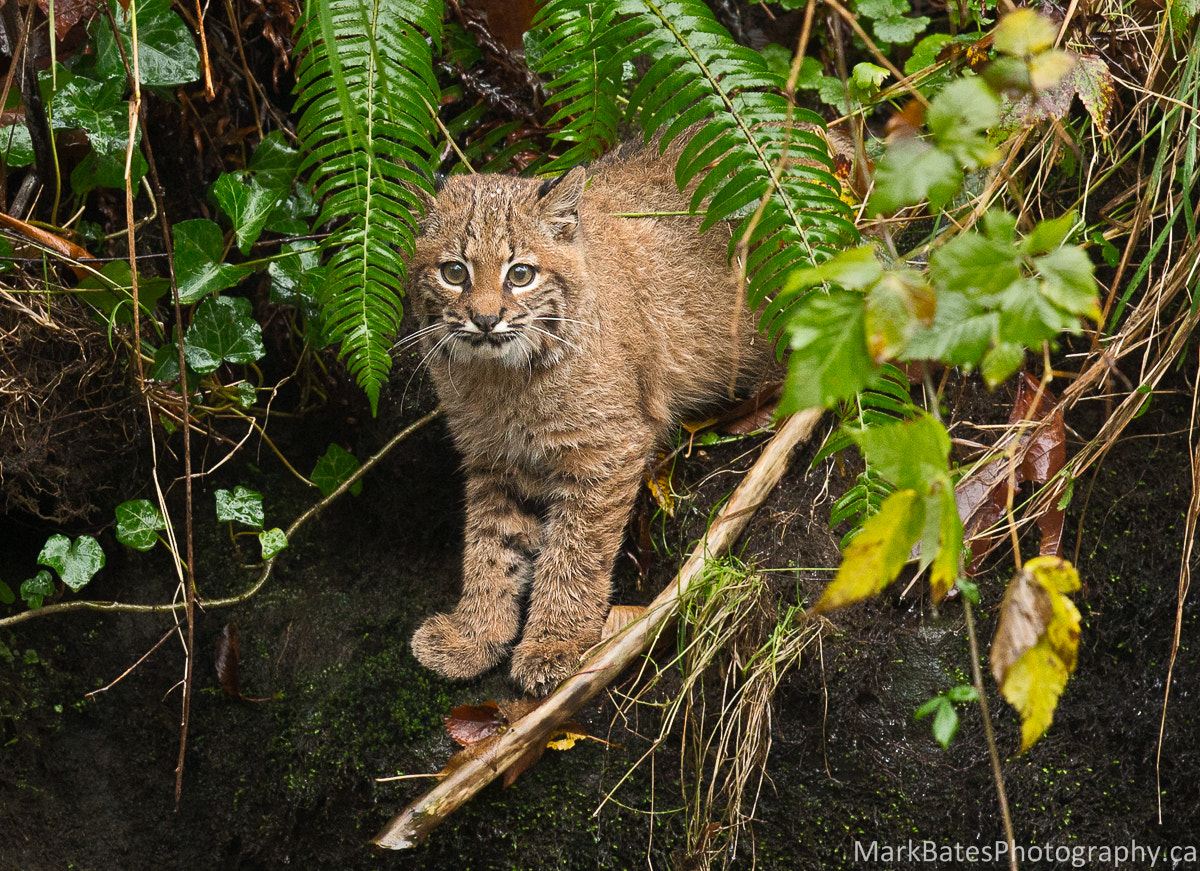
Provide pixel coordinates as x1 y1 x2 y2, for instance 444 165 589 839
372 407 823 850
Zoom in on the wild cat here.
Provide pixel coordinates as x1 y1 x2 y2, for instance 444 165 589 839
406 133 773 694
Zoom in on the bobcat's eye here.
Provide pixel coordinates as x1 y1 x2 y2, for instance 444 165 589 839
440 261 468 286
508 263 536 287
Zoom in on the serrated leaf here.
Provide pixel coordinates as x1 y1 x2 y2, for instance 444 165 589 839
927 78 1000 169
927 485 963 601
981 341 1027 387
1034 246 1101 321
991 556 1082 751
21 570 55 609
873 14 930 45
994 8 1056 56
868 138 961 215
115 499 166 551
174 219 252 305
848 63 889 102
814 489 925 612
183 296 265 373
259 528 288 559
215 486 265 528
852 413 951 493
930 231 1022 302
902 292 998 366
38 534 105 591
311 443 363 497
781 289 874 412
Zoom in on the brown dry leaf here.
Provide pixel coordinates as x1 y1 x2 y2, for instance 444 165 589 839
645 452 676 516
956 373 1066 570
885 100 926 140
998 53 1114 137
215 622 240 698
601 604 647 641
991 557 1082 751
444 701 507 747
37 0 98 40
502 738 546 788
0 213 96 278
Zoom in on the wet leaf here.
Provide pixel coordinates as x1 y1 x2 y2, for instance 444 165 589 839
115 499 166 551
20 570 55 609
259 528 288 560
183 296 265 373
38 534 105 591
95 0 200 87
215 623 241 698
0 122 34 167
38 0 98 39
601 605 647 640
992 556 1081 750
445 701 507 747
173 219 252 305
215 486 265 528
813 489 925 612
311 443 363 497
0 212 97 269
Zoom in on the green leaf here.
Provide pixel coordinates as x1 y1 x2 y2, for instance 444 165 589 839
981 341 1027 387
1021 211 1078 256
311 443 363 497
852 413 951 494
213 174 285 256
0 123 35 166
183 296 265 373
946 684 979 703
902 291 998 366
259 528 289 559
905 33 953 75
77 260 170 326
914 696 945 720
49 73 128 155
94 0 201 87
927 77 1000 169
867 138 961 215
38 534 105 592
21 570 55 609
1034 246 1101 321
70 148 149 196
215 486 264 528
872 14 930 45
781 289 874 412
931 696 960 747
848 63 889 102
926 484 963 601
930 231 1021 302
814 489 925 611
174 219 252 305
115 499 167 551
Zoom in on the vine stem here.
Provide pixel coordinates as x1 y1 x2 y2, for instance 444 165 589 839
0 409 442 628
963 596 1018 871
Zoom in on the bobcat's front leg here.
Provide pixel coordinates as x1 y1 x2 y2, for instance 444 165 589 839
412 469 540 680
510 464 643 695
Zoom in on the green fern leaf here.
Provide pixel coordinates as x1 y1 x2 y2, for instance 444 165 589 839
293 0 441 413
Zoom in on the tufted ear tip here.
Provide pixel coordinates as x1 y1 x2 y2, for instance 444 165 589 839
536 166 587 239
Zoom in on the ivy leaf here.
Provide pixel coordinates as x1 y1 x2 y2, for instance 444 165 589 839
0 123 34 167
213 136 299 254
21 570 55 609
259 528 288 560
174 219 252 305
215 486 265 528
781 289 874 412
813 489 925 612
311 443 363 497
49 73 127 155
94 0 201 87
115 499 167 551
38 534 105 591
183 296 265 374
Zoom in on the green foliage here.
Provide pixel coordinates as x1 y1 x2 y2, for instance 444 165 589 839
215 486 266 527
115 500 167 551
183 296 266 374
915 684 978 748
312 443 363 497
292 0 442 414
20 571 55 609
38 534 105 592
93 0 201 87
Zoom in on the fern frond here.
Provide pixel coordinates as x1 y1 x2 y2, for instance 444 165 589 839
542 0 857 329
293 0 441 413
531 0 626 172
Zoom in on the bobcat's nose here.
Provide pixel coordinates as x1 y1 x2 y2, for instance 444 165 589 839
470 312 501 333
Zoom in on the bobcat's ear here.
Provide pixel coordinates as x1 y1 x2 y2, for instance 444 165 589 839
536 166 587 240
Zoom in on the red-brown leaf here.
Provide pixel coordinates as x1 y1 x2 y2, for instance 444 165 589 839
444 701 507 747
215 622 240 699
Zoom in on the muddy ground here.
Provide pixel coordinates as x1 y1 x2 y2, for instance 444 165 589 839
1 346 1198 870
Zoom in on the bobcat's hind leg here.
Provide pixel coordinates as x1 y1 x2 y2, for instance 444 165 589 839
412 470 540 681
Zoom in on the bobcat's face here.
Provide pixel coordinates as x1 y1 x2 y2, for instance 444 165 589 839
409 169 589 369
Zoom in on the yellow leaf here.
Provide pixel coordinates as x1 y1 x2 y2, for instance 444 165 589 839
929 487 963 603
1000 635 1071 752
546 731 581 751
994 8 1057 56
992 556 1082 751
814 489 924 613
1029 50 1076 93
645 452 675 517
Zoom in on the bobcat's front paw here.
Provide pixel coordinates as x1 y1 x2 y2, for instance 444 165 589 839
510 635 593 696
411 613 508 681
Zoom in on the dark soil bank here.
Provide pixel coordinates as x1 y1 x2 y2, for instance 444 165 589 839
1 372 1197 870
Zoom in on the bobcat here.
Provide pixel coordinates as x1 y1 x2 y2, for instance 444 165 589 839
407 134 773 695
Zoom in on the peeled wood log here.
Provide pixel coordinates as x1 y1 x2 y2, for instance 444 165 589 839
373 408 823 850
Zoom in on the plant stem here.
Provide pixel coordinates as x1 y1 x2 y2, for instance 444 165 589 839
963 597 1018 871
